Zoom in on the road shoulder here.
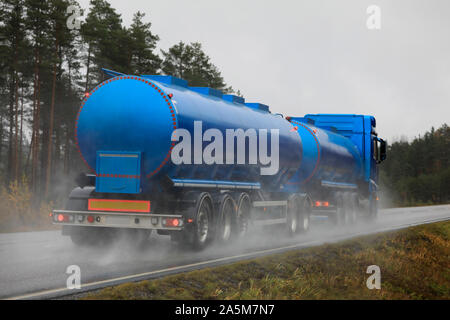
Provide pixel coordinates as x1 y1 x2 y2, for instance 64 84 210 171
80 221 450 300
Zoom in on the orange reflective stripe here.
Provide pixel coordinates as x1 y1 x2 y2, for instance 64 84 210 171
88 199 150 213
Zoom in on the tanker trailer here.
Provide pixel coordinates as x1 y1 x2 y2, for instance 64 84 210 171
284 115 386 224
52 69 386 249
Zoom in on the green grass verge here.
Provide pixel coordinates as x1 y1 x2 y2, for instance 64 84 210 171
83 221 450 300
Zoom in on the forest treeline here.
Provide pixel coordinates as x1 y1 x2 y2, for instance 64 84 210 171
0 0 238 201
0 0 448 209
380 124 450 206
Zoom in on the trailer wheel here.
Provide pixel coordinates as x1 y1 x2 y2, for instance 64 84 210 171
170 231 186 244
192 193 214 250
64 197 111 247
216 194 236 243
297 197 311 234
286 195 300 236
234 193 251 238
335 193 347 226
117 229 151 247
367 194 378 221
69 227 91 246
345 193 358 225
69 226 113 247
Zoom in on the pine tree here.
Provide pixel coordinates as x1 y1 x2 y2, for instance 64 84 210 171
59 9 83 176
1 0 28 184
81 0 126 89
161 41 228 91
44 0 80 197
0 0 241 203
127 11 161 75
0 1 8 174
380 123 450 205
25 0 52 194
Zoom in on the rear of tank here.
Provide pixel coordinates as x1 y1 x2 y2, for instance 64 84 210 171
75 75 303 194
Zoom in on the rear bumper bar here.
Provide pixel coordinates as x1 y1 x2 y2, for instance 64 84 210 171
51 209 184 230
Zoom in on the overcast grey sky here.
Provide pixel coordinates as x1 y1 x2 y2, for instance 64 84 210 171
78 0 450 141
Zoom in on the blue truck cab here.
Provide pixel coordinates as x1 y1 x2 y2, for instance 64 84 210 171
302 114 386 186
286 114 386 218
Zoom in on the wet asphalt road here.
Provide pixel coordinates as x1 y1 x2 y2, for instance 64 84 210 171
0 204 449 299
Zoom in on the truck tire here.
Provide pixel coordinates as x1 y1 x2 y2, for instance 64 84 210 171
215 194 236 243
191 193 214 250
286 195 300 236
69 227 92 246
64 196 101 247
297 197 311 234
367 194 378 221
69 226 113 247
234 192 251 238
345 193 358 225
117 229 152 247
170 231 186 244
335 192 347 226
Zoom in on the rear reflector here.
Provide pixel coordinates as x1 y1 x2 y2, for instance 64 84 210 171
315 201 330 207
162 218 183 227
88 199 150 213
56 214 74 223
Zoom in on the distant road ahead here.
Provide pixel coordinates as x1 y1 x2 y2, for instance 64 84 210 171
1 204 449 300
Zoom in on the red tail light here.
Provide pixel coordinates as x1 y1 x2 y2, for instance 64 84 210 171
315 201 330 207
56 214 74 222
163 218 182 227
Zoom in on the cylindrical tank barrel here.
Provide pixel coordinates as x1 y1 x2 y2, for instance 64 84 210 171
286 119 363 188
75 75 302 192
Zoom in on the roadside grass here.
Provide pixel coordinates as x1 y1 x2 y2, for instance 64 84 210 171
83 221 450 300
0 179 57 233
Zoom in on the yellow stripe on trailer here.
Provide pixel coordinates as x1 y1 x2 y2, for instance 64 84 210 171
88 199 150 213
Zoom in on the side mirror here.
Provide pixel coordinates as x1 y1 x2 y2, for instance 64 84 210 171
380 139 387 162
373 138 387 163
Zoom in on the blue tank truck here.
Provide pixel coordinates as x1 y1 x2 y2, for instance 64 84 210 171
52 68 387 248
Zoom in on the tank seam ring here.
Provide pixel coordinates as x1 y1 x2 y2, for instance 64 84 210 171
75 76 178 178
287 120 321 185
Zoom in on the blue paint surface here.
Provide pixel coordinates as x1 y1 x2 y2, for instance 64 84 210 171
96 151 141 194
76 75 302 193
77 71 379 195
